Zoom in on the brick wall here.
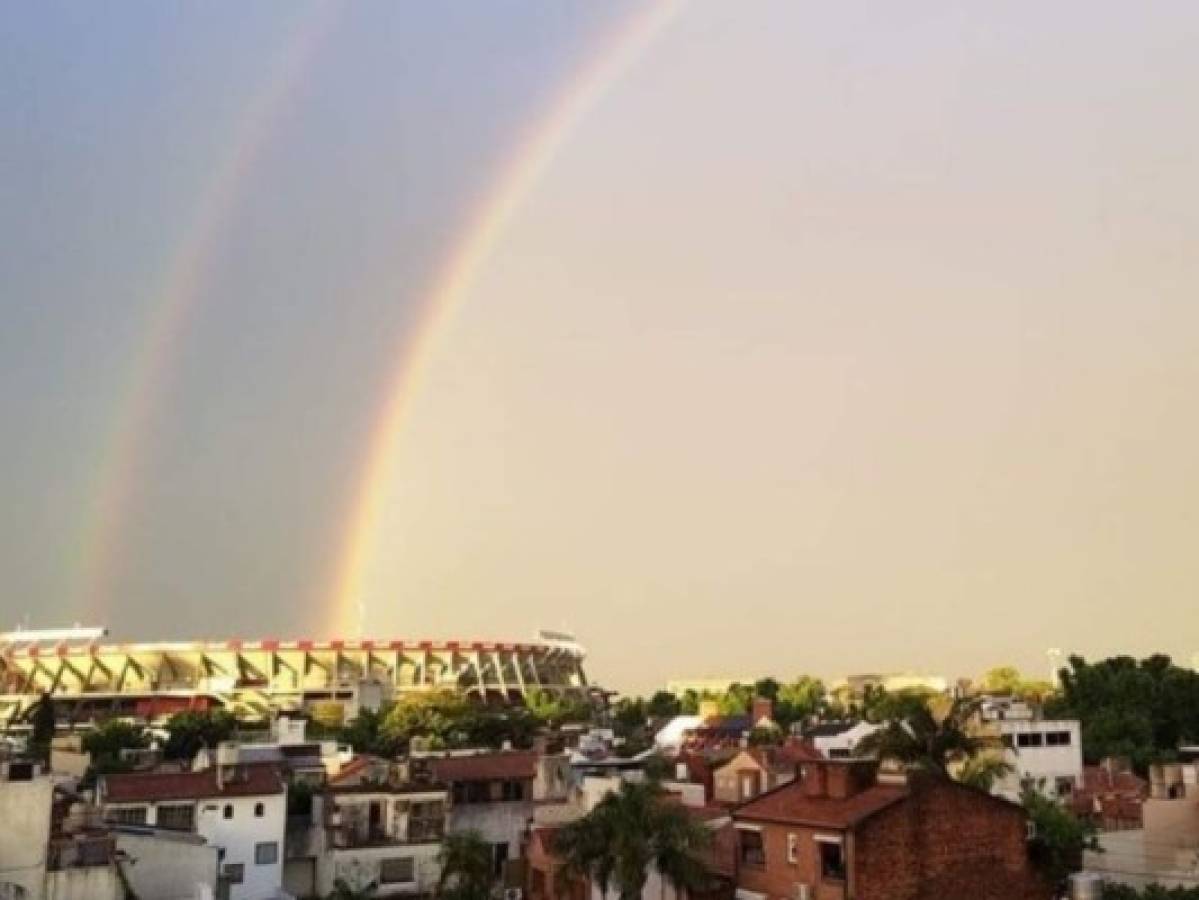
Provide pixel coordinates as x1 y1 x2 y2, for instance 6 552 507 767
852 777 1050 900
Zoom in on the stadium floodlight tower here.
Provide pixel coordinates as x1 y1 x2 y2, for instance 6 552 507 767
1047 647 1064 687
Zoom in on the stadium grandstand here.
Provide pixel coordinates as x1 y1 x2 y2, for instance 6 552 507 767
0 627 592 727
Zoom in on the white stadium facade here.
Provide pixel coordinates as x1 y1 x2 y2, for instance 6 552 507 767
0 628 592 726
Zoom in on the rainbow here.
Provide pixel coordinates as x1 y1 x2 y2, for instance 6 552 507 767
326 0 686 637
75 1 343 621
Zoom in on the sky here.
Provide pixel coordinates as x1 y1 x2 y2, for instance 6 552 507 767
2 2 1198 693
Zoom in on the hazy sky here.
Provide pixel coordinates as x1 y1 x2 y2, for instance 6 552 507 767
3 2 1198 692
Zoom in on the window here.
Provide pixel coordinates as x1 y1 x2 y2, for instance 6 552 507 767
739 830 765 867
501 780 525 801
107 806 148 826
380 857 415 884
222 804 234 819
1055 777 1075 797
223 863 244 885
819 842 846 882
1016 733 1044 748
787 833 799 865
254 802 264 818
255 842 278 865
156 803 194 831
1046 731 1072 747
493 842 509 878
828 748 852 760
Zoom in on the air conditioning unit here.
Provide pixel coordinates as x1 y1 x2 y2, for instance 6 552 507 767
792 883 812 900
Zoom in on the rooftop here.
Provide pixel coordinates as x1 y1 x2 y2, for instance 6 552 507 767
102 764 285 803
735 778 907 829
427 750 538 782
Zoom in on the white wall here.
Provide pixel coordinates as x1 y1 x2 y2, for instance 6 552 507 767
316 843 441 898
0 776 54 900
116 831 218 900
995 719 1083 801
812 722 880 759
195 792 287 900
43 866 121 900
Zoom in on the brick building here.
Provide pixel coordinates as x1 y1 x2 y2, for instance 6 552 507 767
732 759 1049 900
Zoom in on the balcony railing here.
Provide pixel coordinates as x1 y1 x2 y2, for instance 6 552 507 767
327 820 445 849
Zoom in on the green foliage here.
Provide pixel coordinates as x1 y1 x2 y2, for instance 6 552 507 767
1022 788 1099 892
981 666 1056 703
647 691 681 719
775 677 826 727
612 697 647 737
1045 655 1199 773
955 753 1015 792
678 690 700 715
555 779 714 900
437 831 494 900
717 683 754 716
83 719 150 775
857 695 996 776
379 692 539 752
337 705 399 757
524 689 593 727
163 710 238 761
26 692 57 761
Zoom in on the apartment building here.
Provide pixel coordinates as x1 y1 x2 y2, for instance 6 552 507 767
99 756 287 900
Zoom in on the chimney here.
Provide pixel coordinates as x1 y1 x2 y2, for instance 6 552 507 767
752 696 774 725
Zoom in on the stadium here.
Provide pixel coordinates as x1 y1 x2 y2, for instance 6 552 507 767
0 627 592 727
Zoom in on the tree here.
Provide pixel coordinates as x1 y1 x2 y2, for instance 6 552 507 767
83 720 149 774
555 779 713 900
717 683 753 716
436 831 493 900
647 691 681 720
163 709 238 761
856 695 996 776
956 753 1015 792
1046 655 1199 773
338 705 398 757
775 676 825 727
678 690 700 715
1022 788 1098 893
612 697 647 737
26 692 57 761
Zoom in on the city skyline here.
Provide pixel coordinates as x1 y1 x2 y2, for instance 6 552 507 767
4 1 1199 694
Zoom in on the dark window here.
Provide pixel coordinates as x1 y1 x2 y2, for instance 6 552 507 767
1016 733 1044 748
107 806 148 827
156 804 194 830
380 857 415 884
501 780 525 801
819 842 846 881
254 802 265 818
1055 777 1075 797
739 830 765 867
1046 731 1072 747
223 804 234 819
255 842 278 865
223 863 244 884
828 748 852 760
493 842 509 877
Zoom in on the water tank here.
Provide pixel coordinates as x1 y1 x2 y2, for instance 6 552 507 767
1069 872 1104 900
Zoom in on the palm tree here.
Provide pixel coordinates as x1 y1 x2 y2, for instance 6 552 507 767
856 695 1000 777
555 780 713 900
956 753 1016 791
437 831 494 900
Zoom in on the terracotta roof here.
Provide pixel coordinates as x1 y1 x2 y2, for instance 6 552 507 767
327 754 378 785
427 750 538 782
734 779 908 829
103 764 285 803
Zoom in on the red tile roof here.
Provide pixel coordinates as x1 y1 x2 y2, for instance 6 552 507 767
427 750 538 782
103 764 284 803
734 779 908 829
